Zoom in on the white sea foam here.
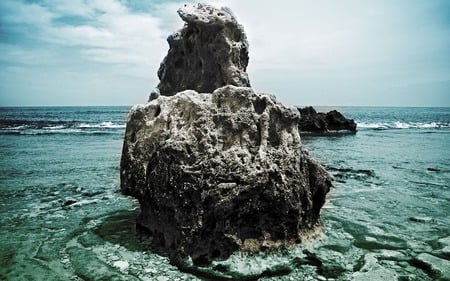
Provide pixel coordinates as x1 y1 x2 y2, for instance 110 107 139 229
357 122 390 129
4 125 28 130
21 128 83 135
357 121 448 130
78 121 125 129
394 121 410 129
42 125 65 130
99 121 126 129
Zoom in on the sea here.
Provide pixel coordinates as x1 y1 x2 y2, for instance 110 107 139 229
0 106 449 280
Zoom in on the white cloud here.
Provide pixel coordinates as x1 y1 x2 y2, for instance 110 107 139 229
1 2 54 25
198 0 449 106
1 0 171 73
0 0 181 105
41 0 93 17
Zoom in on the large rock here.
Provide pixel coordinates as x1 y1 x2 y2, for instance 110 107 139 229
121 86 331 264
298 106 357 133
152 3 250 98
120 3 331 265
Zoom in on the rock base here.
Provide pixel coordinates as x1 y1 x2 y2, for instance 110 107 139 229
121 86 331 264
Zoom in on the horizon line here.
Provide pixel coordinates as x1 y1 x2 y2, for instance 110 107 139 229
1 104 449 108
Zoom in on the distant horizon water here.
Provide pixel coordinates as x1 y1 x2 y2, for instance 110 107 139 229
1 104 449 108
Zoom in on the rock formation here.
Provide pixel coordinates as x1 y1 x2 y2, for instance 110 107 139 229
152 3 250 98
298 106 357 133
121 3 331 265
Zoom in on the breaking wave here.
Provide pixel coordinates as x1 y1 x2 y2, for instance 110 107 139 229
0 120 126 135
357 121 449 130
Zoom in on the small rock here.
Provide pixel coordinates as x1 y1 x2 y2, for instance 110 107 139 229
62 199 77 207
438 236 450 246
427 167 441 172
409 216 433 223
442 246 450 258
365 236 377 242
113 260 129 271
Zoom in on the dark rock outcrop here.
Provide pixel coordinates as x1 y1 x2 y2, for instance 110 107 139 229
298 106 357 133
152 3 250 98
121 4 331 265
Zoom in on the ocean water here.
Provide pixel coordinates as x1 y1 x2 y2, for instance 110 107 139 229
0 106 449 280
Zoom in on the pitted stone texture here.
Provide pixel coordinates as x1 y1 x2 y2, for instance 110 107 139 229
153 3 250 98
121 86 331 265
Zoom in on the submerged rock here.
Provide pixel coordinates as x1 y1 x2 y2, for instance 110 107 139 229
298 106 357 133
152 3 250 98
121 3 331 265
63 199 77 207
411 253 450 280
409 216 433 223
438 236 450 259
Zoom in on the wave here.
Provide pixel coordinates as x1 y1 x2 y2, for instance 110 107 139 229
357 121 449 130
0 120 126 135
78 121 126 129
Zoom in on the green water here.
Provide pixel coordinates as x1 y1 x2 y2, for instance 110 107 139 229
0 106 449 280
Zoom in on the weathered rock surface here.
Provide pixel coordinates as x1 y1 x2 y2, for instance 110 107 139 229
438 236 450 259
121 3 331 265
298 106 357 133
152 3 250 98
121 86 331 264
411 253 450 280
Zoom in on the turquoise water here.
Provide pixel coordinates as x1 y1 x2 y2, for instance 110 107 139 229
0 106 449 280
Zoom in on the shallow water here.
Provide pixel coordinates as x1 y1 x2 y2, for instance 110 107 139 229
0 106 449 280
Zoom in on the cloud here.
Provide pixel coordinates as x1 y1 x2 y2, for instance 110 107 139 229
0 0 171 70
205 0 450 106
0 0 187 105
0 0 449 106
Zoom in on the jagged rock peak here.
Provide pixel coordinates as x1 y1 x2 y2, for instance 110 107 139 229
152 3 250 99
178 3 237 25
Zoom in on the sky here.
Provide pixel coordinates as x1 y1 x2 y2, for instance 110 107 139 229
0 0 449 107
